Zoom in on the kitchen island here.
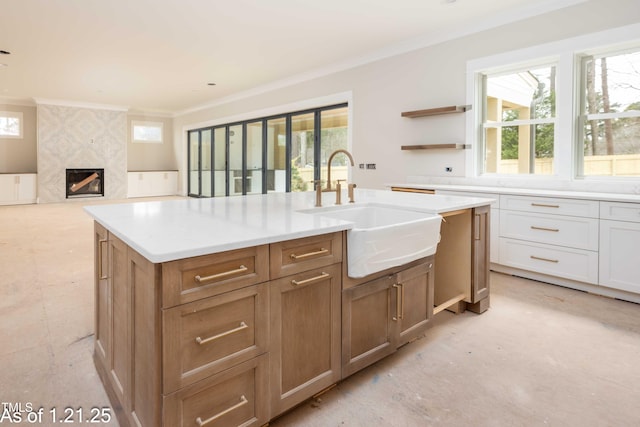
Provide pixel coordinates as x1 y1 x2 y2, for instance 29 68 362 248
85 188 492 427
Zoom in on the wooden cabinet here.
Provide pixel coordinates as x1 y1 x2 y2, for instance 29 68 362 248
342 259 434 378
471 205 490 310
93 225 270 427
599 202 640 294
269 263 342 415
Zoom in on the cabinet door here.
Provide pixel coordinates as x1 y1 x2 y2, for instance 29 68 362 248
94 223 111 367
599 220 640 294
397 261 434 347
342 274 398 378
269 264 342 416
471 205 490 311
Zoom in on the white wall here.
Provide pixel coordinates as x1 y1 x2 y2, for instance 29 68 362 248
127 114 177 171
173 0 640 193
0 103 37 173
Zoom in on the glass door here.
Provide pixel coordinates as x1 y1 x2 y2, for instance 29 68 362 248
228 124 244 195
188 128 213 197
267 117 287 192
213 127 227 197
188 130 201 197
246 121 264 195
290 112 315 192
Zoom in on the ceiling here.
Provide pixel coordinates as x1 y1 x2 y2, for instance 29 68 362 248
0 0 585 115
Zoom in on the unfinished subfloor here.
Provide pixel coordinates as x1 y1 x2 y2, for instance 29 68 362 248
1 199 639 427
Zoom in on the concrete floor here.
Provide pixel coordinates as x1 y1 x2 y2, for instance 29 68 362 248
1 199 639 427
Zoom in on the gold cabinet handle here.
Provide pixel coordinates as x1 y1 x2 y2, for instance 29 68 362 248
392 283 404 321
531 203 560 208
194 265 248 284
291 272 330 286
195 395 248 426
530 226 559 232
98 239 108 280
530 255 559 263
195 322 248 346
290 248 328 260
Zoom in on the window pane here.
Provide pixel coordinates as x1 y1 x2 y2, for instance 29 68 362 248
132 121 163 143
267 117 286 193
188 130 200 196
201 129 212 197
319 107 349 186
214 128 226 197
291 113 314 192
246 121 263 195
582 50 640 176
583 118 640 176
0 116 20 137
484 65 556 175
228 125 244 195
485 124 554 175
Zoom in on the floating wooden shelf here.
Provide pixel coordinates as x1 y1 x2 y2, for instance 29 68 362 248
401 105 471 118
401 143 470 150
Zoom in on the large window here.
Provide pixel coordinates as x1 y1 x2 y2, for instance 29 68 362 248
482 65 556 175
0 111 23 138
188 103 348 197
579 50 640 177
472 28 640 181
132 120 163 143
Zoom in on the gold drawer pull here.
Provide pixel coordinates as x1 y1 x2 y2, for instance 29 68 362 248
195 322 248 346
98 239 108 280
530 226 559 232
194 265 248 284
290 248 328 260
530 255 559 263
291 272 330 286
531 203 560 208
392 283 404 321
195 395 248 426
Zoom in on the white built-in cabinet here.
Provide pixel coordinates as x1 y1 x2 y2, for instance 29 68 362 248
433 187 640 304
599 202 640 294
127 171 178 198
0 174 37 205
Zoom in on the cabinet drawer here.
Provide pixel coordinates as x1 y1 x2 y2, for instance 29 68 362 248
163 354 269 427
499 210 599 251
270 232 342 279
499 238 598 284
500 195 599 218
162 245 269 307
163 283 268 393
600 201 640 223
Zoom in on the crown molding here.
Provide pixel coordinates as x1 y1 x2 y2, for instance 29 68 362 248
33 98 129 112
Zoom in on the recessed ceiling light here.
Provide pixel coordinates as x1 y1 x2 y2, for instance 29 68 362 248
207 82 216 86
0 64 8 68
0 50 10 55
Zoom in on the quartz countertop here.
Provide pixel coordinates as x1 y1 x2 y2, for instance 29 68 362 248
84 188 493 263
388 183 640 203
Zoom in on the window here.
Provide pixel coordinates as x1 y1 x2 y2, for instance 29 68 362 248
481 65 557 175
187 104 348 197
0 111 23 138
132 120 163 143
579 49 640 177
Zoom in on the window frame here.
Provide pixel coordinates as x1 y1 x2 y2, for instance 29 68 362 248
131 120 164 144
466 23 640 183
0 111 23 139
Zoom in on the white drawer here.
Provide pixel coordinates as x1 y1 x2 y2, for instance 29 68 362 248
600 201 640 223
500 195 599 218
499 238 598 284
499 210 599 251
436 190 500 209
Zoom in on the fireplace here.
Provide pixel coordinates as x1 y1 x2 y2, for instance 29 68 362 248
66 168 104 198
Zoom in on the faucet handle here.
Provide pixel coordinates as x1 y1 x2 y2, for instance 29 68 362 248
348 183 357 203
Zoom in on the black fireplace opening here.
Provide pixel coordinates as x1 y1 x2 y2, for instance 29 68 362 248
66 168 104 198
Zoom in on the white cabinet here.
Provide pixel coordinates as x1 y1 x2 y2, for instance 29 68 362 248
0 174 37 205
599 202 640 294
499 195 600 285
127 171 178 198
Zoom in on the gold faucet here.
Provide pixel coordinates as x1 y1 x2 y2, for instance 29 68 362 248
324 149 356 205
325 149 355 192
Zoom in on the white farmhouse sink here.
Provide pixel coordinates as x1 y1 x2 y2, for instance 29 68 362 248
303 205 441 278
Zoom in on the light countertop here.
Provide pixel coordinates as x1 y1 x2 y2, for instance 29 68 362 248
389 183 640 203
84 188 493 263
